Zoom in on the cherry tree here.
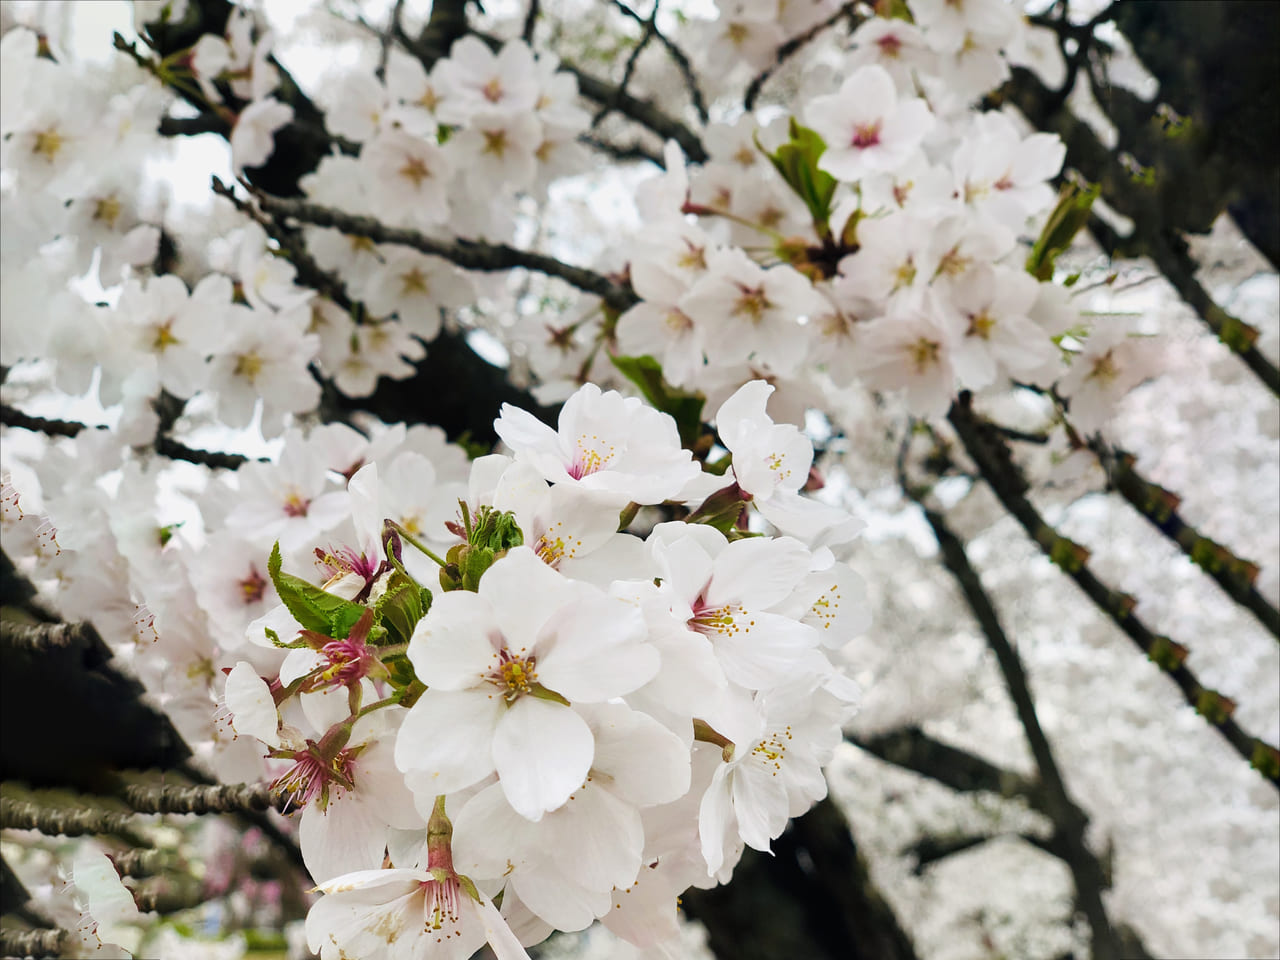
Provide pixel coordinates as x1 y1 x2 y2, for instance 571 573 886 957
1 1 1277 959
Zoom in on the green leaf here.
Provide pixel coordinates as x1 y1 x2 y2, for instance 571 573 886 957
757 119 839 232
470 506 524 552
609 354 706 448
685 483 750 534
461 546 496 592
375 572 428 646
1025 181 1099 282
267 542 368 638
262 626 310 650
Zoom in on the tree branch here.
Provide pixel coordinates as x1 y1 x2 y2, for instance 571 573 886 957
683 797 919 960
110 849 166 879
905 830 1073 874
119 781 285 816
1091 215 1280 396
245 188 639 313
850 727 1042 804
152 435 250 470
0 549 60 624
1028 2 1122 115
522 0 540 44
0 403 91 438
902 472 1122 958
593 1 661 129
0 620 93 653
1001 65 1280 396
2 402 254 470
129 875 208 914
158 113 231 137
578 132 665 167
412 27 709 164
0 796 151 845
1084 438 1280 640
166 764 307 876
609 0 709 124
0 928 66 957
947 393 1280 786
744 2 861 112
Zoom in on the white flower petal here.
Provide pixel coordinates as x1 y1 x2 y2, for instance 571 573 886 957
493 698 594 821
394 689 503 794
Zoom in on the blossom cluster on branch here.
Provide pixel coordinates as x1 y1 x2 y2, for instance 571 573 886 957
2 0 1271 957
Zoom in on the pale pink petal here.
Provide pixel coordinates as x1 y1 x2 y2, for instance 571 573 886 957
473 897 533 960
452 783 539 879
394 690 503 794
705 536 812 609
535 595 657 701
588 703 691 807
493 698 594 821
409 591 503 690
480 546 579 646
225 661 280 747
731 765 789 852
545 783 643 892
511 870 609 933
698 763 735 877
299 790 387 883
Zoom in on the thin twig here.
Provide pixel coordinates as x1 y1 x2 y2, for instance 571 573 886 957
171 763 307 876
158 113 231 137
153 434 251 470
393 22 709 162
1094 216 1280 396
522 0 540 44
1035 2 1123 114
609 0 708 123
990 423 1052 444
211 176 360 315
375 0 406 82
578 132 664 167
744 2 861 111
593 3 661 129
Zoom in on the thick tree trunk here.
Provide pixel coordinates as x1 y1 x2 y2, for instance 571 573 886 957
682 797 918 960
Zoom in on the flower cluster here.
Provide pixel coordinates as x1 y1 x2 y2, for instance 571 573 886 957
215 381 866 956
0 0 1194 954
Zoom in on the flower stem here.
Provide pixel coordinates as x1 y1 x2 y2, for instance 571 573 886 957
385 519 448 568
354 689 407 719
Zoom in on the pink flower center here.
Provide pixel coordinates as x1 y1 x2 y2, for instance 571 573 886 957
568 434 616 479
690 596 752 638
239 566 266 605
317 635 378 688
851 121 882 149
273 747 355 812
876 33 903 58
282 493 310 518
422 875 464 938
